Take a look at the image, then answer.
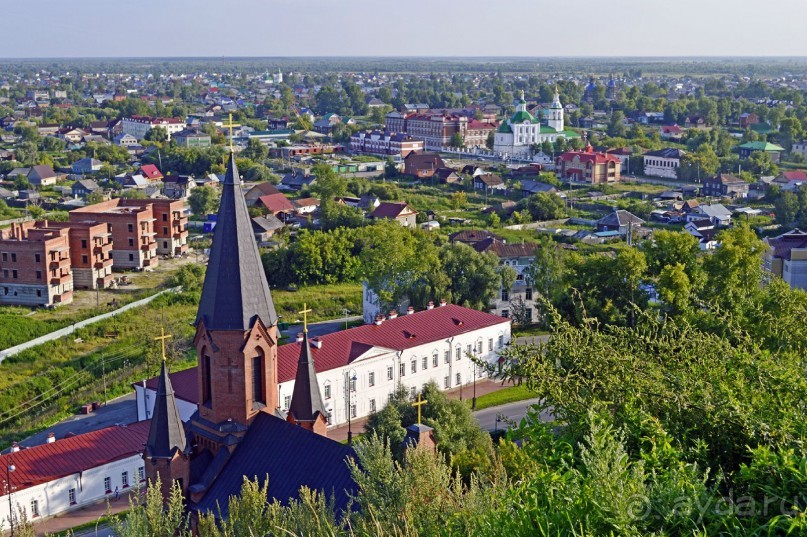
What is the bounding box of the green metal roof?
[540,125,559,134]
[739,141,784,152]
[510,110,536,124]
[562,130,581,138]
[497,122,513,133]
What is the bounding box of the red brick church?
[143,151,355,518]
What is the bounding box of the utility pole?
[101,352,107,406]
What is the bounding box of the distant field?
[273,283,362,324]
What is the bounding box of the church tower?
[286,327,328,436]
[547,89,564,133]
[144,359,191,499]
[190,151,279,455]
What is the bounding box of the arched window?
[252,348,265,406]
[202,348,212,407]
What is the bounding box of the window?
[444,376,450,389]
[410,386,416,398]
[104,477,112,493]
[432,353,438,368]
[411,359,417,374]
[455,373,462,386]
[526,308,532,321]
[68,488,76,505]
[162,227,168,235]
[501,289,509,301]
[284,395,291,409]
[81,254,88,264]
[368,372,375,387]
[526,288,533,300]
[399,362,405,377]
[10,253,15,262]
[128,238,134,247]
[12,270,17,279]
[501,309,509,318]
[350,376,357,392]
[162,213,168,221]
[350,404,357,418]
[202,353,212,406]
[455,346,461,361]
[387,366,393,381]
[81,239,87,248]
[253,353,265,405]
[444,351,450,364]
[488,338,493,352]
[137,466,145,482]
[1,253,5,261]
[36,270,41,280]
[34,253,40,263]
[324,383,331,399]
[121,471,129,488]
[30,499,39,518]
[498,335,504,348]
[369,399,376,413]
[422,356,428,370]
[466,344,472,357]
[127,223,133,232]
[128,254,134,261]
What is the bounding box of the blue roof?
[594,230,622,238]
[192,413,357,518]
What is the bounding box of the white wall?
[0,454,144,525]
[135,383,197,422]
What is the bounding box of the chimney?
[374,314,385,325]
[46,433,56,444]
[388,310,398,320]
[296,332,304,343]
[406,306,415,315]
[10,442,19,453]
[427,301,434,310]
[439,299,447,307]
[311,337,323,349]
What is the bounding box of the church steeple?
[196,151,277,331]
[146,360,188,459]
[287,331,328,436]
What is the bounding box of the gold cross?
[411,394,428,425]
[154,327,172,361]
[298,303,313,333]
[222,113,236,150]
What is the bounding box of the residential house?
[370,202,417,227]
[71,179,100,198]
[684,115,707,129]
[113,133,139,147]
[403,152,446,178]
[520,180,562,197]
[684,219,718,250]
[739,113,759,128]
[121,115,186,141]
[172,129,211,148]
[691,203,732,226]
[595,210,645,236]
[792,140,807,159]
[433,167,461,184]
[643,148,685,180]
[473,173,505,191]
[659,125,683,141]
[764,229,807,290]
[162,175,195,200]
[293,198,320,215]
[139,164,163,183]
[251,214,285,243]
[772,170,807,191]
[701,173,749,199]
[258,193,296,218]
[350,130,424,158]
[556,144,621,184]
[279,172,315,191]
[71,158,103,174]
[244,182,282,206]
[737,141,785,163]
[27,164,60,187]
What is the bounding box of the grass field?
[472,384,538,411]
[273,283,362,324]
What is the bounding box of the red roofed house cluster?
[556,143,622,184]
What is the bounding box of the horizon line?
[2,55,807,61]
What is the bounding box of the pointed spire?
[146,360,188,459]
[196,151,278,330]
[288,331,326,423]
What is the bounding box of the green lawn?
[472,384,538,411]
[273,283,362,324]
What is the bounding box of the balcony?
[50,273,71,285]
[94,258,113,270]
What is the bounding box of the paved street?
[474,398,550,432]
[281,315,363,339]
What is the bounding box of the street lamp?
[345,368,357,445]
[342,308,350,331]
[472,362,478,410]
[5,459,15,537]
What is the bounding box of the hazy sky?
[5,0,807,58]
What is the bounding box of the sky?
[4,0,807,58]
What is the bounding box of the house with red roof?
[773,170,807,191]
[659,124,683,140]
[0,421,150,523]
[556,144,621,184]
[257,192,295,217]
[139,164,163,182]
[135,303,512,428]
[370,201,417,227]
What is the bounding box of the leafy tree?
[519,192,566,221]
[439,243,503,310]
[449,132,464,148]
[240,138,268,162]
[144,126,168,143]
[449,191,467,209]
[702,224,765,315]
[309,163,347,200]
[678,144,719,181]
[607,110,626,137]
[111,477,190,537]
[320,200,365,230]
[27,205,45,219]
[13,175,30,191]
[169,263,206,293]
[775,190,799,225]
[188,185,220,216]
[747,150,778,176]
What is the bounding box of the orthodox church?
[144,150,357,517]
[493,90,579,159]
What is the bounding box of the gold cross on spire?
[411,393,428,425]
[154,327,172,361]
[298,303,313,333]
[222,112,236,151]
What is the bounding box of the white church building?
[135,303,512,429]
[493,90,579,159]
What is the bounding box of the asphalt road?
[281,315,363,339]
[474,398,551,432]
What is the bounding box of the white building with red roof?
[121,115,186,141]
[0,421,150,524]
[135,304,511,428]
[556,144,622,184]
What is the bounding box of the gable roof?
[0,421,150,494]
[473,238,537,258]
[448,229,502,244]
[738,141,784,152]
[597,210,645,227]
[404,152,445,171]
[258,193,295,214]
[28,164,57,180]
[251,214,284,233]
[474,173,504,186]
[139,164,163,180]
[645,148,685,159]
[707,173,746,185]
[192,412,357,518]
[765,229,807,261]
[371,201,415,219]
[777,170,807,182]
[288,331,327,423]
[245,182,281,199]
[196,151,278,331]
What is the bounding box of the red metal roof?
[558,149,620,165]
[781,171,807,181]
[371,202,415,218]
[139,164,163,180]
[258,193,295,214]
[0,421,150,493]
[152,304,510,404]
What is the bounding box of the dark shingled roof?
[192,412,357,518]
[288,331,327,423]
[146,360,188,459]
[196,152,277,330]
